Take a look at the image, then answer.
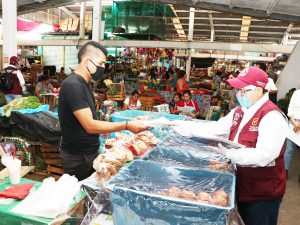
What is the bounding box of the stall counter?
[0,177,85,225]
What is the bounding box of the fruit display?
[156,187,229,207]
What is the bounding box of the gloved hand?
[209,143,229,156]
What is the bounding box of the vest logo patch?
[233,112,242,126]
[251,118,259,126]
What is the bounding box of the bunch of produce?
[2,96,41,117]
[156,187,229,207]
[93,146,134,186]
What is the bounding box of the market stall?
[157,90,212,118]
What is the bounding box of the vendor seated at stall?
[176,70,189,94]
[124,90,142,110]
[169,92,182,114]
[35,75,54,100]
[174,90,200,119]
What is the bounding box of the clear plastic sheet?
[161,132,242,153]
[111,110,188,122]
[105,160,236,225]
[143,146,235,173]
[80,176,111,225]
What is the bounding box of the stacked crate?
[40,142,64,179]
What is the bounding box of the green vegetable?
[0,92,6,106]
[107,87,118,96]
[2,96,42,117]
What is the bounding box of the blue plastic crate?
[142,146,235,173]
[111,110,186,122]
[105,160,236,225]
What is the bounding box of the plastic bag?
[1,156,21,184]
[10,111,61,145]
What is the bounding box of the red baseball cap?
[227,66,268,89]
[10,56,20,65]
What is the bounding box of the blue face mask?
[237,96,253,108]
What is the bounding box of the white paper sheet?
[286,123,300,146]
[11,174,80,218]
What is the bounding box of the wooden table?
[41,93,59,111]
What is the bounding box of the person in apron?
[174,90,200,119]
[124,90,142,110]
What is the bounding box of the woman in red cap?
[194,66,288,225]
[2,56,25,103]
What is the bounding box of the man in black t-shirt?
[58,41,148,180]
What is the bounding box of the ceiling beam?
[166,23,288,29]
[267,0,280,16]
[188,8,195,41]
[175,9,220,13]
[281,23,294,45]
[5,39,294,53]
[7,0,80,16]
[216,35,281,40]
[178,17,279,22]
[208,11,215,42]
[178,29,284,35]
[58,6,79,19]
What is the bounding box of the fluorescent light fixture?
[170,5,187,40]
[240,16,251,41]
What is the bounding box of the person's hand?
[173,110,181,114]
[293,122,300,133]
[208,143,229,156]
[187,113,197,119]
[127,121,149,134]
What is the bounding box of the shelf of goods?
[190,68,208,81]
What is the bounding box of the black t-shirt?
[58,73,99,154]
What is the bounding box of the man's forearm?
[88,120,127,134]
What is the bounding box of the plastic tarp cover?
[111,110,188,122]
[0,116,11,136]
[10,111,61,145]
[143,146,235,173]
[105,160,236,225]
[0,104,49,117]
[161,132,243,151]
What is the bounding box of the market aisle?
[279,150,300,225]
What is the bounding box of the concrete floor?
[279,150,300,225]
